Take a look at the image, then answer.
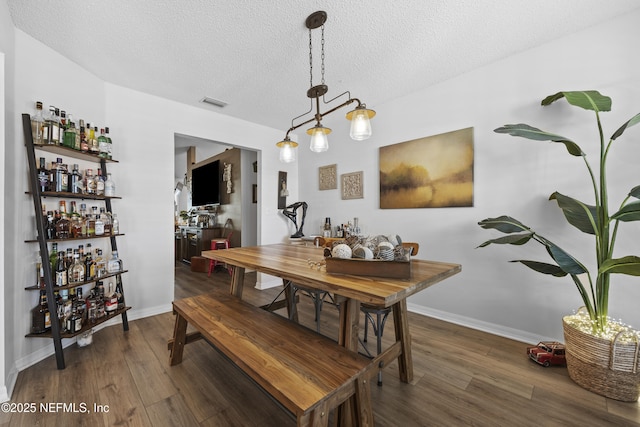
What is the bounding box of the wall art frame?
[341,171,364,200]
[319,164,337,190]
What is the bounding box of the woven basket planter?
[563,314,640,402]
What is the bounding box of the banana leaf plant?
[478,90,640,333]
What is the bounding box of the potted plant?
[477,90,640,401]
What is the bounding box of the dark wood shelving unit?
[22,113,130,369]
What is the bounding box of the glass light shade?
[346,107,376,141]
[276,138,298,163]
[307,125,331,152]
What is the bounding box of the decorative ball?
[331,244,353,259]
[377,241,394,251]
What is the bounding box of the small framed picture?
[341,171,363,200]
[319,164,337,190]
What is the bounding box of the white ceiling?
[8,0,640,135]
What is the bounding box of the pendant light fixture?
[276,11,376,162]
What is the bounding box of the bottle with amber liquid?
[55,212,71,239]
[55,251,67,287]
[31,290,51,334]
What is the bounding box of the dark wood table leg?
[229,266,245,297]
[392,299,413,382]
[283,279,299,322]
[169,312,188,366]
[337,298,361,427]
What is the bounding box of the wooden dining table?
[201,243,461,383]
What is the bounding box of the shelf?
[26,191,121,200]
[25,270,128,290]
[25,233,125,243]
[33,143,118,163]
[26,306,131,339]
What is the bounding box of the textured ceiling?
[8,0,640,135]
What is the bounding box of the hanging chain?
[320,24,325,85]
[308,24,326,88]
[308,28,313,88]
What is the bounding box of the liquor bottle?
[89,126,99,154]
[55,212,71,239]
[54,158,68,192]
[45,106,59,145]
[55,251,67,287]
[111,213,120,235]
[84,245,95,280]
[68,252,85,284]
[98,128,109,158]
[95,249,106,278]
[79,204,88,236]
[105,127,113,159]
[99,207,112,235]
[31,101,46,145]
[69,164,81,194]
[79,120,89,152]
[86,207,96,236]
[107,250,123,273]
[115,275,125,310]
[94,207,105,236]
[30,290,51,334]
[38,157,50,192]
[84,169,96,195]
[49,242,58,273]
[104,173,115,197]
[105,283,118,313]
[63,120,76,148]
[323,217,332,238]
[95,169,105,196]
[58,110,67,145]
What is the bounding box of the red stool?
[208,231,233,276]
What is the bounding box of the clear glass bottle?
[111,213,119,235]
[107,250,123,273]
[89,126,99,154]
[95,249,106,278]
[68,252,85,284]
[86,207,96,236]
[46,106,59,145]
[84,169,96,195]
[95,169,105,196]
[323,217,332,238]
[99,207,112,235]
[79,204,88,236]
[31,101,45,145]
[58,110,67,145]
[104,173,115,197]
[94,207,105,236]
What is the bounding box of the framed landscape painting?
[379,127,474,209]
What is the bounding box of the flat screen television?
[191,160,221,206]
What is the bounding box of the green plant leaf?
[509,260,567,277]
[494,124,584,156]
[611,113,640,140]
[630,185,640,199]
[541,90,612,112]
[477,233,533,248]
[549,192,599,234]
[611,201,640,222]
[477,216,530,234]
[599,256,640,276]
[538,237,589,275]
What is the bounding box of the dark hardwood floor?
[2,261,639,426]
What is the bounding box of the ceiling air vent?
[200,97,227,108]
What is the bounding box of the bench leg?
[169,313,188,366]
[354,377,373,427]
[392,299,413,382]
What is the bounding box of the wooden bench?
[168,291,375,426]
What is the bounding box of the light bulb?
[349,109,372,140]
[307,125,331,152]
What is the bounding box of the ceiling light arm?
[283,94,364,139]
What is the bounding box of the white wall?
[299,10,640,343]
